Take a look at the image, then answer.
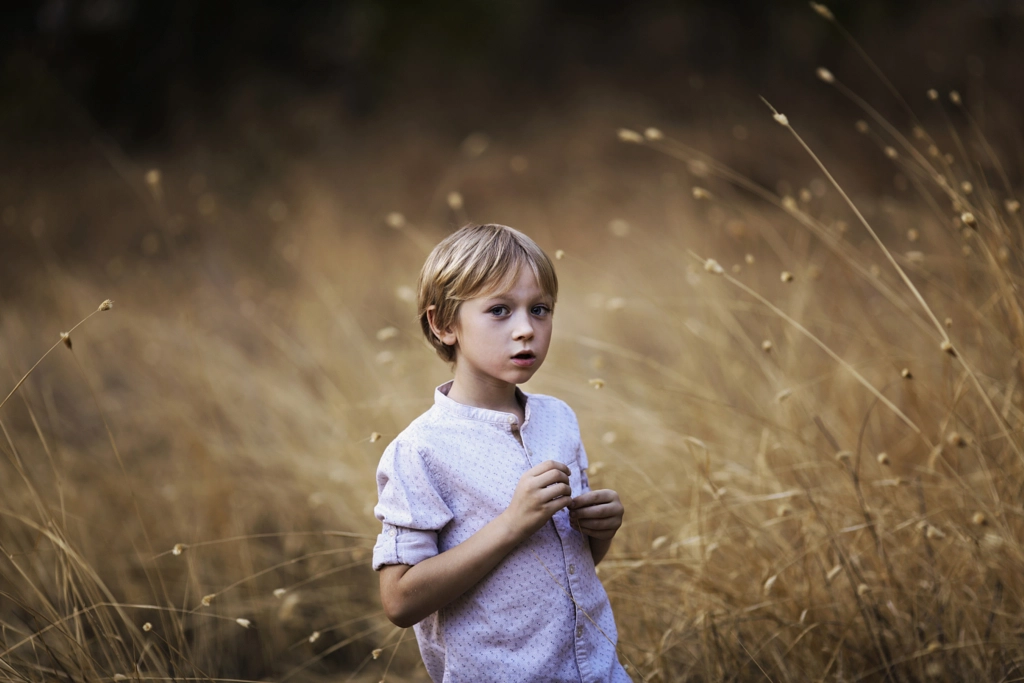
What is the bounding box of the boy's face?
[439,267,554,389]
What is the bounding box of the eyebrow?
[483,293,553,304]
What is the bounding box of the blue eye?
[532,305,551,316]
[489,306,509,316]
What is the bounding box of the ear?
[426,305,459,347]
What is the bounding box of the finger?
[545,494,572,512]
[531,460,571,477]
[542,483,572,501]
[569,490,613,509]
[569,502,620,519]
[534,468,570,488]
[577,517,620,531]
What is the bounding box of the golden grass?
[3,8,1024,682]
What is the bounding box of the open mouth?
[512,351,535,360]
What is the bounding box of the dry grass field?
[3,18,1024,682]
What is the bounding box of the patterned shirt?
[372,380,631,683]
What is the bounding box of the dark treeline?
[3,0,1021,147]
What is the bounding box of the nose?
[512,310,534,341]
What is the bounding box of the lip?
[510,351,536,367]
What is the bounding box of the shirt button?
[576,625,584,639]
[388,528,397,537]
[508,416,515,423]
[568,564,576,575]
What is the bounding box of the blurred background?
[3,1,1024,681]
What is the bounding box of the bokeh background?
[3,1,1024,681]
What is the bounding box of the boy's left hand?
[568,489,623,540]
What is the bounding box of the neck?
[446,366,522,414]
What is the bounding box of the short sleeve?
[372,439,454,571]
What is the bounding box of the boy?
[373,223,629,682]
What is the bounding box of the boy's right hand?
[501,460,572,543]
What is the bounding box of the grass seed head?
[588,378,605,389]
[780,271,793,282]
[745,253,755,264]
[172,543,185,556]
[826,564,843,582]
[835,450,852,462]
[949,90,962,105]
[961,212,976,227]
[309,630,321,643]
[927,88,939,101]
[926,524,946,540]
[816,67,835,84]
[273,588,287,598]
[776,504,792,517]
[703,258,724,274]
[763,574,778,594]
[446,191,464,210]
[385,212,405,228]
[617,128,644,143]
[944,317,953,328]
[99,299,114,311]
[884,146,898,159]
[644,127,663,140]
[60,332,71,350]
[972,512,987,525]
[1006,199,1020,213]
[877,452,890,465]
[773,112,789,126]
[947,431,965,447]
[372,648,383,659]
[142,622,152,632]
[913,126,926,139]
[114,675,129,681]
[960,181,973,194]
[235,618,251,628]
[370,432,382,443]
[810,2,834,20]
[775,388,792,403]
[907,228,919,241]
[901,368,912,379]
[201,594,215,607]
[855,120,869,134]
[761,340,773,352]
[376,326,398,341]
[940,339,956,356]
[555,249,565,260]
[857,583,871,596]
[692,187,711,200]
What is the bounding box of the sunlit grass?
[2,5,1024,681]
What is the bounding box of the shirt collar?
[434,380,531,428]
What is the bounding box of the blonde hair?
[417,223,558,363]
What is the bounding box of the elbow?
[382,595,419,629]
[379,564,424,628]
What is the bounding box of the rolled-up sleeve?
[372,440,454,571]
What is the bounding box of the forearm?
[589,534,613,566]
[386,514,519,627]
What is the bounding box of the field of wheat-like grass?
[3,11,1024,681]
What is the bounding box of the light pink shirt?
[372,380,631,683]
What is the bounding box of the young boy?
[372,223,630,682]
